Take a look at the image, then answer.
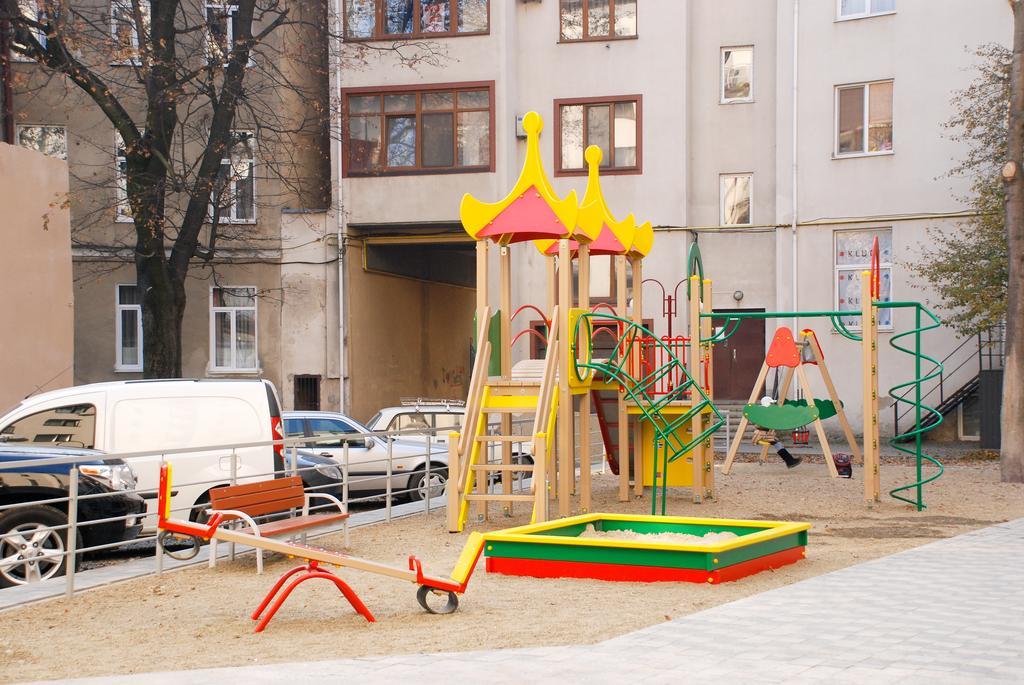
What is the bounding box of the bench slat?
[210,477,306,516]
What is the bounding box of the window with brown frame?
[344,0,489,40]
[554,96,641,175]
[344,83,494,176]
[560,0,637,42]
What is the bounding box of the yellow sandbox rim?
[483,513,810,554]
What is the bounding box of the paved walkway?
[39,518,1024,684]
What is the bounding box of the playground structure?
[448,111,724,531]
[482,513,810,585]
[155,464,485,631]
[446,111,947,524]
[723,326,861,477]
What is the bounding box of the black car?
[0,446,146,587]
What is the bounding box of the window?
[115,131,134,222]
[343,83,493,176]
[283,418,306,438]
[560,0,637,42]
[307,417,360,447]
[111,0,150,64]
[11,0,46,59]
[555,96,641,175]
[344,0,489,40]
[206,2,239,61]
[0,404,97,448]
[116,284,143,372]
[210,286,258,371]
[16,125,67,160]
[721,46,753,103]
[720,173,752,226]
[835,81,893,156]
[212,131,256,223]
[838,0,895,20]
[835,229,893,330]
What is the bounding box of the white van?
[0,379,284,530]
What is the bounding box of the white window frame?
[720,46,754,104]
[11,0,46,62]
[205,2,254,65]
[836,0,896,21]
[15,124,68,160]
[110,0,150,65]
[209,286,259,372]
[719,173,753,226]
[114,131,134,222]
[115,284,144,372]
[210,130,257,225]
[834,80,894,158]
[833,228,894,332]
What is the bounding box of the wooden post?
[446,434,461,532]
[615,255,629,501]
[558,239,573,516]
[548,256,559,499]
[532,433,548,523]
[795,365,839,477]
[806,333,863,465]
[500,245,513,514]
[578,244,591,512]
[722,362,769,474]
[474,241,490,522]
[630,256,644,497]
[861,271,881,504]
[700,279,715,500]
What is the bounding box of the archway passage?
[347,233,476,421]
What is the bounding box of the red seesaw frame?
[157,464,484,632]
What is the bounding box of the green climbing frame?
[572,313,725,515]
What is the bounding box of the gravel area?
[2,460,1022,684]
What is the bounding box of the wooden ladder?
[447,308,559,532]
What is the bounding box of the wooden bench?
[207,476,349,574]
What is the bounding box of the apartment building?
[335,0,1009,433]
[5,1,1009,436]
[6,0,336,411]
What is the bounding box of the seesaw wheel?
[416,585,459,615]
[157,530,201,561]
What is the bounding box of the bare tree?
[1004,0,1024,482]
[2,0,441,378]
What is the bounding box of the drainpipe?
[329,0,348,414]
[791,0,800,398]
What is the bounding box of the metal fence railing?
[0,417,579,596]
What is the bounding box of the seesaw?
[155,464,484,632]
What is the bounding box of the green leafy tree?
[910,44,1009,336]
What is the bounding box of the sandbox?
[483,513,810,584]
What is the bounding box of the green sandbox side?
[531,519,765,539]
[486,531,807,572]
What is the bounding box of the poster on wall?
[835,229,893,329]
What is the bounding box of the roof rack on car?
[399,397,467,409]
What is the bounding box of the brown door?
[711,310,766,401]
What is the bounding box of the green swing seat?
[742,398,842,431]
[783,398,841,421]
[742,403,818,431]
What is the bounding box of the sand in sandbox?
[578,523,739,545]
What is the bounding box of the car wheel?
[0,505,71,587]
[407,465,448,502]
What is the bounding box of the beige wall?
[72,260,283,393]
[0,143,73,412]
[346,241,474,422]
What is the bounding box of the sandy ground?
[2,460,1023,683]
